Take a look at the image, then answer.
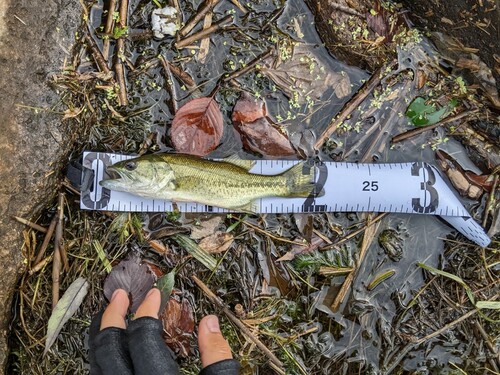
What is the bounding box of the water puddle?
[86,0,483,372]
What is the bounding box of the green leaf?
[44,277,89,355]
[417,263,475,306]
[367,269,396,291]
[157,271,175,313]
[475,301,500,310]
[405,97,456,127]
[93,240,112,273]
[173,234,218,271]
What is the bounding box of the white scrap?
[151,6,178,39]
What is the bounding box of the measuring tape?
[80,152,491,247]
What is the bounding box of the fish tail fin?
[282,162,319,197]
[237,200,259,213]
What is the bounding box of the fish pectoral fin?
[222,155,256,171]
[168,180,177,190]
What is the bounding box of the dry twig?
[330,213,382,311]
[84,34,112,76]
[12,216,47,233]
[197,12,213,63]
[55,193,69,273]
[241,219,307,247]
[29,255,53,276]
[114,0,129,106]
[102,0,117,61]
[314,64,388,150]
[159,55,197,91]
[223,49,273,83]
[33,216,57,265]
[320,212,388,251]
[483,174,499,228]
[329,3,364,17]
[179,0,220,37]
[175,15,233,49]
[52,194,64,309]
[474,320,500,371]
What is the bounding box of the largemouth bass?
[100,154,319,212]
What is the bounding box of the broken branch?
[314,64,387,150]
[114,0,129,106]
[12,216,47,233]
[179,0,220,37]
[84,34,112,76]
[102,0,117,61]
[175,15,233,49]
[33,216,57,265]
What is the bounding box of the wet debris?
[436,149,494,200]
[378,229,404,262]
[151,6,179,39]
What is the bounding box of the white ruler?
[80,152,491,247]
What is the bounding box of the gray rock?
[0,0,80,372]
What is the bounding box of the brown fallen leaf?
[232,93,296,158]
[170,97,223,156]
[190,216,223,240]
[464,172,494,192]
[232,92,266,123]
[260,43,351,101]
[161,297,195,358]
[199,231,234,253]
[103,256,156,313]
[143,261,164,278]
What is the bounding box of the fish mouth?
[99,166,132,190]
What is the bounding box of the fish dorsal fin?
[222,155,256,171]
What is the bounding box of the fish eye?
[125,161,137,171]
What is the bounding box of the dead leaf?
[199,231,234,253]
[365,0,403,42]
[293,213,314,243]
[144,261,164,278]
[457,54,500,108]
[190,216,223,240]
[232,93,296,158]
[103,255,156,313]
[170,97,223,156]
[464,172,493,192]
[62,107,84,120]
[232,92,266,123]
[44,277,89,355]
[161,298,195,357]
[260,43,351,101]
[234,118,296,158]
